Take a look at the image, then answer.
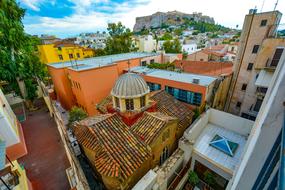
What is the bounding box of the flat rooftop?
[194,124,247,173]
[130,66,216,86]
[184,109,254,177]
[48,52,160,71]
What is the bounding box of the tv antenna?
[260,0,266,12]
[274,0,279,10]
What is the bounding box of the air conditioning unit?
[192,78,200,84]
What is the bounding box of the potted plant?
[186,170,199,190]
[203,171,216,189]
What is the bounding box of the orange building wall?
[48,57,161,115]
[68,64,119,115]
[48,67,76,110]
[142,75,207,108]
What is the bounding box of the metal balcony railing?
[267,24,285,38]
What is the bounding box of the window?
[141,61,147,66]
[271,48,284,67]
[125,99,134,111]
[147,82,161,91]
[165,86,174,95]
[77,53,80,58]
[140,96,145,108]
[150,59,155,64]
[178,89,187,102]
[260,19,267,27]
[115,97,120,108]
[253,98,263,112]
[241,84,247,91]
[247,63,254,70]
[58,55,63,60]
[69,54,74,59]
[252,45,260,54]
[159,147,169,165]
[236,101,242,108]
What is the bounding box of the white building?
[75,32,108,49]
[182,43,198,54]
[138,35,157,52]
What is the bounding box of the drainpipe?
[278,101,285,189]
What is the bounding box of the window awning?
[255,70,274,88]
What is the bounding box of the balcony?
[0,165,20,189]
[267,23,285,38]
[256,87,268,97]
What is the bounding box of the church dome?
[111,73,150,98]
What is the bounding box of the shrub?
[68,106,88,126]
[188,171,199,186]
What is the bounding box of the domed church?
[73,72,194,190]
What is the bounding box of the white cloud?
[23,0,285,37]
[20,0,42,11]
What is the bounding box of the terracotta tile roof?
[131,112,176,144]
[173,60,233,77]
[74,113,151,180]
[150,91,194,130]
[96,95,112,114]
[201,49,226,57]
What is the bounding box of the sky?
[18,0,285,38]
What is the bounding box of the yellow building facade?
[38,44,95,64]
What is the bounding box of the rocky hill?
[133,11,215,32]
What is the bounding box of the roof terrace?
[48,52,160,71]
[182,109,254,180]
[130,66,217,86]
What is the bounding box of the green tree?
[105,22,133,54]
[94,48,106,57]
[159,32,173,40]
[163,39,182,53]
[182,50,188,60]
[0,0,47,108]
[68,106,88,126]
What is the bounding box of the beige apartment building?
[226,10,285,120]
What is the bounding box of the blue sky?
[19,0,285,38]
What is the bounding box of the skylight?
[209,135,238,157]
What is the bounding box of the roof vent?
[192,78,200,84]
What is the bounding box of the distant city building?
[138,35,157,52]
[73,73,193,189]
[38,41,95,64]
[187,44,237,62]
[39,34,60,45]
[0,89,32,190]
[226,10,285,121]
[182,43,198,54]
[74,32,108,49]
